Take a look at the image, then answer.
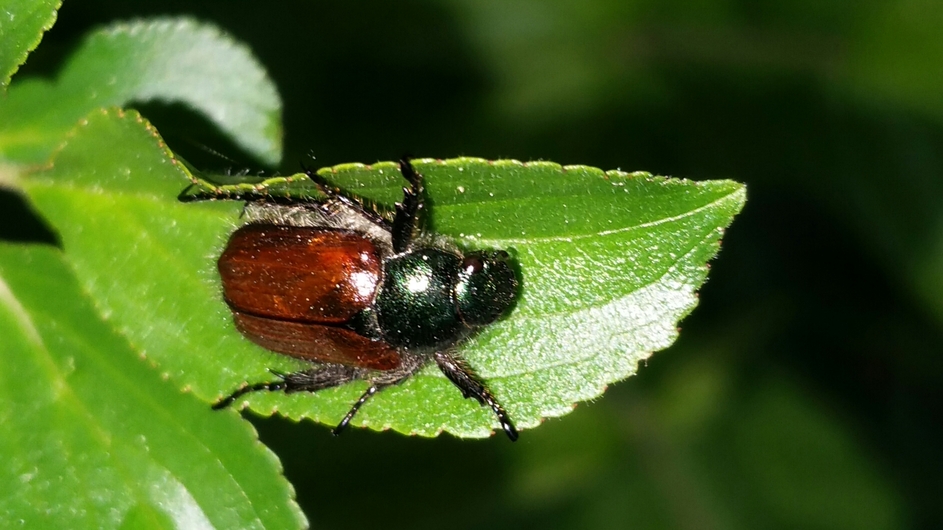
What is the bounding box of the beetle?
[182,159,520,440]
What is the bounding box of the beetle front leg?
[434,351,518,441]
[391,157,425,253]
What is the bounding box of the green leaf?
[0,243,306,528]
[0,0,60,90]
[0,17,281,165]
[23,108,745,439]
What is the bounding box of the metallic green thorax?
[377,249,464,351]
[376,249,517,352]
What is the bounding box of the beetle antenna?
[212,379,287,410]
[332,384,384,436]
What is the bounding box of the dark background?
[12,1,943,529]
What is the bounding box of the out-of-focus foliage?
[4,0,941,529]
[0,0,59,88]
[0,17,281,164]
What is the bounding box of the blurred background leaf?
[4,0,940,528]
[0,0,59,89]
[0,17,281,165]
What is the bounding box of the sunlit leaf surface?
[23,108,744,438]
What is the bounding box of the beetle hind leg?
[280,364,360,393]
[300,162,393,228]
[300,162,345,203]
[212,379,288,409]
[214,358,430,437]
[212,364,360,410]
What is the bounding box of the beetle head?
[454,250,518,327]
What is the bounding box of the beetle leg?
[331,351,430,434]
[301,162,393,228]
[212,365,359,409]
[177,184,226,203]
[212,379,288,409]
[391,157,425,253]
[280,365,360,392]
[176,183,198,201]
[433,351,519,441]
[332,383,389,436]
[300,161,346,203]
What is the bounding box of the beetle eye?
[462,256,484,274]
